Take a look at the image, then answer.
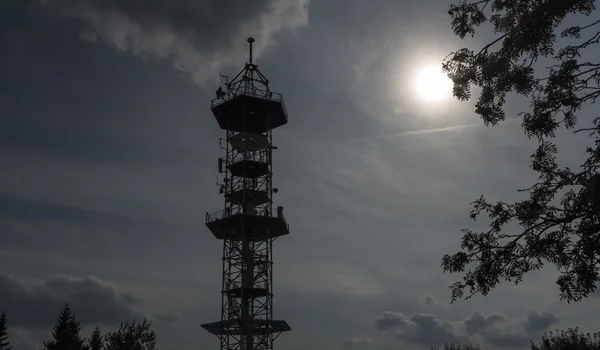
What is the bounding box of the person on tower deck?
[277,206,284,218]
[216,86,226,100]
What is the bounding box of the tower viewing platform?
[205,206,290,241]
[211,89,288,134]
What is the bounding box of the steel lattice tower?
[202,37,291,350]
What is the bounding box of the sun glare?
[415,66,452,102]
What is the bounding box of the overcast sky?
[1,0,599,350]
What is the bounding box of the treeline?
[3,305,600,350]
[433,327,600,350]
[0,304,156,350]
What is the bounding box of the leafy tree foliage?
[43,304,88,350]
[89,326,104,350]
[0,312,10,350]
[431,329,600,350]
[104,319,157,350]
[441,0,600,303]
[530,327,600,350]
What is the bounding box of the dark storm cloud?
[0,193,183,263]
[0,0,193,168]
[41,0,309,84]
[46,0,270,48]
[463,312,507,334]
[0,193,135,230]
[0,0,308,167]
[375,311,465,348]
[0,274,143,329]
[0,194,138,252]
[375,310,560,349]
[342,337,371,350]
[523,310,559,335]
[462,311,532,348]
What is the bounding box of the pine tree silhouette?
[43,304,88,350]
[89,326,103,350]
[0,312,10,350]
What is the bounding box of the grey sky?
[1,0,599,349]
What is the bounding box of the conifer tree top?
[0,312,11,350]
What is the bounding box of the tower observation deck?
[201,37,291,350]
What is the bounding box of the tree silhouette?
[440,0,600,303]
[104,319,156,350]
[43,304,88,350]
[89,326,103,350]
[530,327,600,350]
[0,312,10,350]
[431,343,482,350]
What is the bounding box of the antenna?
[247,37,255,64]
[219,71,229,85]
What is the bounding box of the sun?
[414,66,452,102]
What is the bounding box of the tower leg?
[242,238,254,350]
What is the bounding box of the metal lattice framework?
[202,37,291,350]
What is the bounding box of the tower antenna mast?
[248,37,255,64]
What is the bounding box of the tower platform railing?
[205,208,229,223]
[206,207,289,228]
[211,85,287,115]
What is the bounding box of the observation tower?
[201,37,291,350]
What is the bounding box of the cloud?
[0,192,211,274]
[0,194,150,262]
[155,311,182,323]
[374,310,560,349]
[375,311,466,348]
[420,293,436,307]
[342,337,372,350]
[379,123,482,138]
[463,312,507,334]
[462,312,531,348]
[40,0,310,85]
[0,274,143,329]
[0,193,137,231]
[523,310,559,335]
